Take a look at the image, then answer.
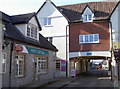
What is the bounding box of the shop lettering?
[25,46,49,56]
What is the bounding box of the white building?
[110,1,120,82]
[37,0,69,77]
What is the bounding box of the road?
[41,70,115,89]
[63,70,113,88]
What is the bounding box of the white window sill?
[80,42,99,44]
[83,20,93,23]
[44,25,53,27]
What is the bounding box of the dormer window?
[83,14,93,22]
[82,5,94,22]
[27,23,38,39]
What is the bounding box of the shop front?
[10,44,56,87]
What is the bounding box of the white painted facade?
[111,3,120,43]
[37,0,69,77]
[15,24,26,36]
[110,2,120,82]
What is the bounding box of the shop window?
[2,53,6,73]
[79,34,99,44]
[27,23,38,39]
[15,55,24,77]
[34,57,47,74]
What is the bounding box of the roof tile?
[58,2,118,22]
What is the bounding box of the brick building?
[58,2,118,75]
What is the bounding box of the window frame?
[2,53,7,73]
[44,18,52,26]
[34,56,47,74]
[14,55,25,77]
[79,34,99,44]
[83,14,93,22]
[27,23,38,39]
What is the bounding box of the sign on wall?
[61,60,66,72]
[14,44,49,56]
[25,46,49,56]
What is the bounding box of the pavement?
[38,70,116,89]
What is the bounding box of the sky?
[0,0,106,15]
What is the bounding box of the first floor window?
[27,23,38,39]
[34,57,47,74]
[2,53,6,73]
[79,34,99,44]
[15,55,24,77]
[44,18,51,26]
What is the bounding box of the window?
[83,14,93,22]
[44,18,51,26]
[27,25,30,36]
[15,55,24,77]
[34,57,47,74]
[56,60,60,70]
[79,34,99,44]
[2,54,6,73]
[27,23,38,39]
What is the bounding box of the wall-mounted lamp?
[2,40,10,49]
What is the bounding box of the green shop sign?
[25,46,49,56]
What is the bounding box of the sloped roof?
[0,11,11,22]
[1,11,58,52]
[10,12,42,30]
[4,22,58,52]
[58,2,118,22]
[10,13,35,24]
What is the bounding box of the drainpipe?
[9,41,14,88]
[109,20,114,81]
[66,24,69,77]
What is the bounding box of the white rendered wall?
[110,2,120,81]
[37,1,68,59]
[111,3,120,42]
[15,24,27,36]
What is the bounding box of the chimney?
[46,0,51,2]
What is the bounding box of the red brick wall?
[69,21,110,52]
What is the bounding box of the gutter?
[109,20,114,81]
[69,19,109,24]
[66,24,69,77]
